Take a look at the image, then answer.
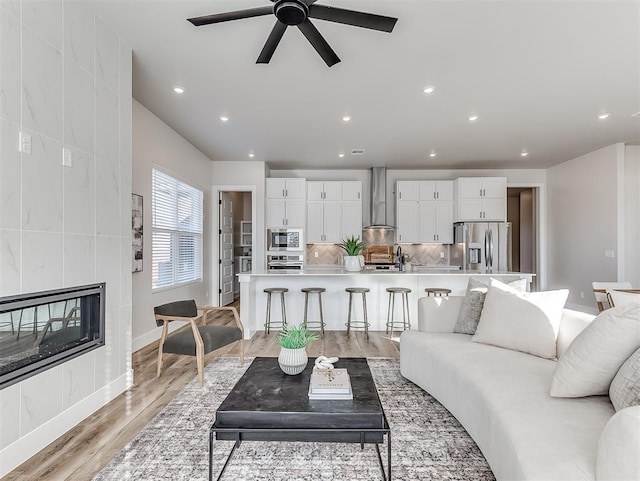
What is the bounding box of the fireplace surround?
[0,283,106,389]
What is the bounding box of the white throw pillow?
[453,277,528,335]
[550,302,640,398]
[471,280,569,359]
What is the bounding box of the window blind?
[152,169,203,289]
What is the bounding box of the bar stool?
[385,287,412,334]
[264,287,288,335]
[301,287,326,336]
[345,287,370,339]
[424,288,452,297]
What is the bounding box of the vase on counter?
[343,255,364,272]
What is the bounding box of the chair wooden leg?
[238,338,245,365]
[157,349,163,378]
[196,346,204,387]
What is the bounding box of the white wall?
[624,146,640,286]
[131,101,213,351]
[0,2,132,475]
[546,144,621,311]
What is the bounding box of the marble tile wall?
[0,0,133,470]
[305,243,450,266]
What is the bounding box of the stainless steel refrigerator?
[452,222,512,272]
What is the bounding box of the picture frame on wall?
[132,194,143,273]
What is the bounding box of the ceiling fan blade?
[187,6,273,27]
[257,21,288,63]
[308,5,397,33]
[298,19,340,67]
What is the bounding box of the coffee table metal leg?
[210,433,241,481]
[374,432,391,481]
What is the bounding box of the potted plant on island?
[339,235,365,272]
[276,325,319,375]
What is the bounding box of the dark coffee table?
[209,357,391,480]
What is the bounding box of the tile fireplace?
[0,283,106,389]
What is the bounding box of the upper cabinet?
[396,180,454,244]
[306,180,362,243]
[266,178,306,199]
[454,177,507,222]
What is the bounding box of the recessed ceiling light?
[173,86,185,94]
[468,115,479,122]
[342,116,351,122]
[429,151,436,158]
[598,113,610,120]
[338,153,345,158]
[520,151,529,157]
[220,116,229,122]
[248,152,255,158]
[423,86,436,94]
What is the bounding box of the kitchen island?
[237,268,535,338]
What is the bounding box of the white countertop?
[244,268,534,277]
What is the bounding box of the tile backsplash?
[305,243,451,266]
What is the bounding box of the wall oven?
[267,254,304,272]
[267,229,303,251]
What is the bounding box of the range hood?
[364,167,394,230]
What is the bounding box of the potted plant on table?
[339,235,365,272]
[276,325,319,375]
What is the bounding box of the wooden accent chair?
[154,300,244,387]
[592,281,632,311]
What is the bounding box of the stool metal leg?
[280,292,287,329]
[264,292,272,335]
[303,292,309,328]
[362,293,369,339]
[386,291,392,335]
[318,292,325,336]
[402,292,408,330]
[346,292,353,334]
[404,292,411,330]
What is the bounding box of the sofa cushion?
[400,330,614,481]
[551,302,640,398]
[609,346,640,411]
[471,281,569,359]
[454,277,527,335]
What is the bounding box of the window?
[152,169,203,289]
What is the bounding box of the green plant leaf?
[339,235,365,256]
[275,325,319,349]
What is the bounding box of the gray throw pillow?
[453,277,528,334]
[610,346,640,411]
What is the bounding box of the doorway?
[507,187,537,289]
[218,191,253,306]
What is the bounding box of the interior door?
[219,192,234,306]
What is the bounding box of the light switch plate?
[605,250,615,258]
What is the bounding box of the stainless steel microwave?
[267,229,303,251]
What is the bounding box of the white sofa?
[400,296,640,481]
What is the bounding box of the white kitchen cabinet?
[306,202,342,243]
[454,177,506,222]
[419,181,453,201]
[396,200,420,243]
[307,181,342,201]
[342,181,362,201]
[266,199,305,227]
[396,181,454,243]
[396,181,419,201]
[341,202,363,240]
[266,178,306,199]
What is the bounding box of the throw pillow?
[550,302,640,398]
[610,346,640,411]
[471,280,569,359]
[453,277,528,334]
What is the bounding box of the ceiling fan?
[187,0,398,67]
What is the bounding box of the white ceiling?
[93,0,640,170]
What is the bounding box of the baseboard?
[0,370,132,478]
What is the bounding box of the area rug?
[93,358,494,481]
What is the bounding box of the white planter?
[343,255,364,272]
[278,347,308,375]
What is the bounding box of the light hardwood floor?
[2,305,400,481]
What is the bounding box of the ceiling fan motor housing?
[274,0,309,25]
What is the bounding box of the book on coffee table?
[308,368,353,400]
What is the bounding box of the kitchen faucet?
[396,245,404,272]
